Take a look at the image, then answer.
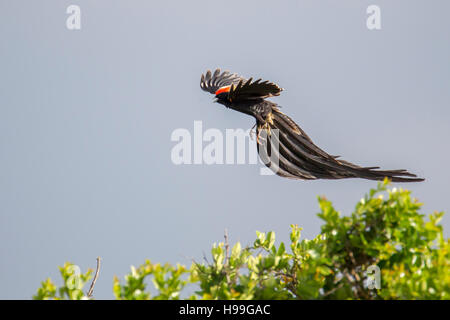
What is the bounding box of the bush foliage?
[34,181,449,300]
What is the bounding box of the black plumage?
[200,68,424,182]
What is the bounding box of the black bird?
[200,68,424,182]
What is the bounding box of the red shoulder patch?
[215,85,231,96]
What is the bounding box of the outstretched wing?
[200,68,283,101]
[257,107,425,182]
[200,69,245,95]
[228,78,283,101]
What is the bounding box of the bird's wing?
[200,69,245,95]
[227,78,283,101]
[257,108,424,182]
[200,68,282,100]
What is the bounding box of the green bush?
[34,180,449,300]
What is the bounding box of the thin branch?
[202,251,210,265]
[224,229,230,266]
[87,257,101,298]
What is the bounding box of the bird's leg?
[263,122,271,136]
[261,112,274,138]
[249,123,257,141]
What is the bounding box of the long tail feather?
[256,110,424,182]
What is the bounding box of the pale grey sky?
[1,1,449,299]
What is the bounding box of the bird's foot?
[256,123,271,145]
[256,125,263,145]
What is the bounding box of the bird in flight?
[200,68,424,182]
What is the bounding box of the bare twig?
[323,282,345,297]
[202,251,210,265]
[224,229,230,266]
[87,257,101,298]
